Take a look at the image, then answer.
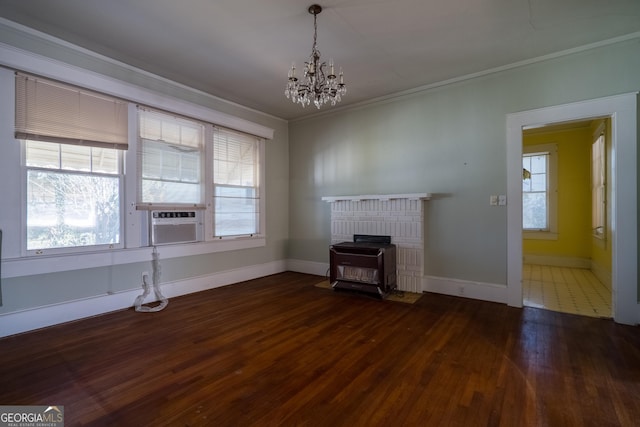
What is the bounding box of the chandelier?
[285,4,346,109]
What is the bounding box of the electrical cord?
[134,246,168,312]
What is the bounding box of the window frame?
[591,123,606,240]
[21,140,125,256]
[135,109,266,242]
[15,73,128,256]
[1,56,272,274]
[522,143,558,240]
[210,127,263,239]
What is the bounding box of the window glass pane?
[530,155,546,174]
[26,140,59,168]
[138,108,204,205]
[141,179,200,204]
[141,140,200,182]
[215,160,242,185]
[26,140,120,175]
[61,144,91,171]
[181,152,201,182]
[27,170,120,250]
[214,212,257,236]
[530,174,546,192]
[92,148,119,174]
[215,186,256,198]
[214,185,257,236]
[162,150,181,180]
[141,142,163,179]
[215,205,257,233]
[523,151,549,230]
[523,192,547,229]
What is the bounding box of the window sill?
[1,236,266,279]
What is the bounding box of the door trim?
[506,93,638,325]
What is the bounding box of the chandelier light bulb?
[284,4,346,109]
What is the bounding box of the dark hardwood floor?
[1,271,639,426]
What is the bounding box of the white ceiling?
[1,0,639,120]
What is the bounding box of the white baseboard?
[287,258,508,305]
[422,275,507,304]
[590,260,612,291]
[0,259,517,338]
[523,254,591,269]
[286,259,329,277]
[0,260,287,338]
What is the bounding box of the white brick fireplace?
[322,193,431,293]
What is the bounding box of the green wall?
[288,38,640,286]
[0,22,638,317]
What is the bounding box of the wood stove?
[329,235,397,298]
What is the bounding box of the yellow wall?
[523,126,592,258]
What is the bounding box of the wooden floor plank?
[0,271,639,426]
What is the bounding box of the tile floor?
[523,264,612,318]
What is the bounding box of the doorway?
[522,265,611,317]
[521,120,612,318]
[505,93,638,325]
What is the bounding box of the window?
[591,130,606,239]
[138,107,204,206]
[522,152,548,229]
[15,73,127,253]
[522,143,557,237]
[213,127,260,237]
[25,141,122,251]
[11,70,268,262]
[139,110,263,239]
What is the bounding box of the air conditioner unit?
[150,211,202,245]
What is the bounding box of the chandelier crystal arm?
[284,4,346,109]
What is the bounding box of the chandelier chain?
[313,10,318,53]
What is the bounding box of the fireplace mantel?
[322,193,431,203]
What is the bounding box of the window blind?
[15,73,128,150]
[213,127,258,186]
[137,107,204,205]
[138,107,202,149]
[213,126,260,236]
